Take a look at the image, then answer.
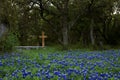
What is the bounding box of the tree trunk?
[62,22,68,49]
[61,0,69,49]
[61,13,68,49]
[90,19,95,46]
[0,23,7,39]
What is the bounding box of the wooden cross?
[39,31,47,47]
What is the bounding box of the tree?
[26,0,82,49]
[1,0,120,49]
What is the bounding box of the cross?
[39,31,47,47]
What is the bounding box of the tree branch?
[68,14,81,30]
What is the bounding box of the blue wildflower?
[0,61,3,66]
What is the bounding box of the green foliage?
[0,0,120,49]
[1,32,20,52]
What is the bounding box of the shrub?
[0,32,20,52]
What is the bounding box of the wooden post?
[39,31,47,47]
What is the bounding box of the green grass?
[1,46,120,80]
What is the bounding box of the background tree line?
[0,0,120,51]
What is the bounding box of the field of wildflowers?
[0,49,120,80]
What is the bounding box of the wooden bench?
[15,46,42,49]
[15,31,47,50]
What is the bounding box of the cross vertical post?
[39,31,47,48]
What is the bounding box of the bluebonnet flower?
[0,78,2,80]
[61,74,67,80]
[22,71,31,78]
[12,72,18,78]
[17,59,21,64]
[1,50,120,80]
[41,69,45,75]
[66,68,74,76]
[35,64,40,68]
[54,71,61,77]
[36,72,41,77]
[0,60,3,66]
[21,68,31,78]
[74,69,80,75]
[47,64,51,68]
[45,70,49,74]
[80,62,84,68]
[46,73,53,79]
